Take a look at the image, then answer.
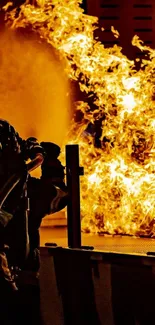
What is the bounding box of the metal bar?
[66,145,83,248]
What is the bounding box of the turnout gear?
[0,120,68,325]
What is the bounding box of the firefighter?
[0,119,68,325]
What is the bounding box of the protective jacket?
[0,119,68,293]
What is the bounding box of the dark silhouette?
[0,119,68,325]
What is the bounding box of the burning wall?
[3,0,155,236]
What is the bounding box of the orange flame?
[5,0,155,236]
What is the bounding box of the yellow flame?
[111,26,119,39]
[5,0,155,236]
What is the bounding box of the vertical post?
[66,145,83,248]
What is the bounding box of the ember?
[5,0,155,237]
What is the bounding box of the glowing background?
[0,27,70,146]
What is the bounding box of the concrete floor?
[40,226,155,255]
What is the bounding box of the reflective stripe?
[0,209,13,227]
[50,187,68,213]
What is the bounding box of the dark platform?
[39,228,155,325]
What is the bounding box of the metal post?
[66,145,83,248]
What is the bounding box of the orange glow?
[5,0,155,236]
[0,28,70,146]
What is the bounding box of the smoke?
[0,27,70,146]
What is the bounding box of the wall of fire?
[42,0,155,227]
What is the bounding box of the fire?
[4,0,155,236]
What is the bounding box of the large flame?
[4,0,155,236]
